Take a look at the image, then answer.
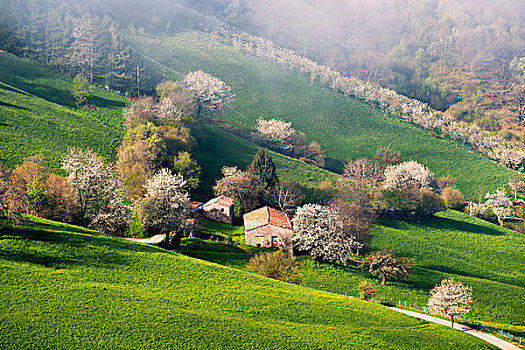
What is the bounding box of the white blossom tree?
[253,118,295,150]
[182,70,234,116]
[134,168,189,247]
[428,278,473,328]
[62,148,130,235]
[508,178,525,201]
[484,188,512,226]
[383,161,437,192]
[293,203,362,264]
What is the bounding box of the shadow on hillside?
[0,101,29,111]
[324,157,344,174]
[88,95,127,109]
[0,220,164,270]
[421,216,504,236]
[380,215,504,236]
[0,83,30,96]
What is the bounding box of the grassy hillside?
[0,52,335,198]
[0,216,494,349]
[193,125,337,198]
[0,52,127,170]
[128,32,516,199]
[183,210,525,328]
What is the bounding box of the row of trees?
[0,3,150,92]
[468,178,525,227]
[208,24,525,172]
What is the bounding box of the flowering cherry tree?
[62,148,130,235]
[484,188,512,226]
[253,118,295,150]
[428,278,473,328]
[134,168,189,247]
[383,161,437,191]
[293,203,362,264]
[182,70,234,116]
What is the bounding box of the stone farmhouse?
[201,196,235,224]
[244,206,293,251]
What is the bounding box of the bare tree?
[428,278,473,328]
[69,17,99,83]
[361,249,413,285]
[271,180,304,215]
[343,158,382,185]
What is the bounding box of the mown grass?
[193,125,337,199]
[127,32,516,199]
[0,52,127,170]
[181,210,525,328]
[0,216,494,349]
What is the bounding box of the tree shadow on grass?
[420,216,505,236]
[0,101,29,111]
[88,95,127,109]
[379,215,505,236]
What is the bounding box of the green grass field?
[0,216,495,349]
[193,125,337,199]
[127,32,516,199]
[0,52,127,170]
[182,210,525,329]
[0,52,335,199]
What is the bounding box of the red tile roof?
[244,206,293,231]
[203,195,234,208]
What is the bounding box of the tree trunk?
[170,232,181,250]
[451,315,454,328]
[381,276,387,285]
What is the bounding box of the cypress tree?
[249,148,279,190]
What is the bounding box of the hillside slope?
[0,52,127,170]
[0,217,495,349]
[193,125,337,198]
[184,210,525,327]
[128,32,516,199]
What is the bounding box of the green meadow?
[0,216,494,349]
[183,210,525,328]
[128,31,516,199]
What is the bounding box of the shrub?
[358,281,376,301]
[379,187,445,220]
[247,250,302,284]
[441,187,464,209]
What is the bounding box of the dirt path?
[390,307,520,350]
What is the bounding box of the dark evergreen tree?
[249,148,279,190]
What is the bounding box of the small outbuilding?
[201,195,235,224]
[244,206,293,252]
